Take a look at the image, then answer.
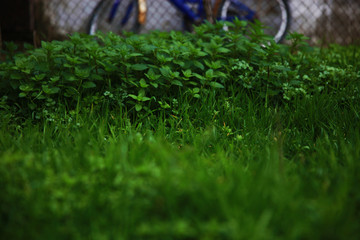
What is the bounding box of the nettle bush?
[0,21,359,120]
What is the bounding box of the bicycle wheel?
[217,0,291,42]
[87,0,140,35]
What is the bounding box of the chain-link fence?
[35,0,360,45]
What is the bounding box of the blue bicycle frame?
[107,0,136,26]
[107,0,256,26]
[222,0,255,21]
[170,0,255,22]
[171,0,204,22]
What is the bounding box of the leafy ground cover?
[1,21,360,239]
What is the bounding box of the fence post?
[203,0,214,23]
[0,25,2,51]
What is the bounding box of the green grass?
[1,25,360,239]
[1,89,360,240]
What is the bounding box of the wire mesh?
[37,0,360,45]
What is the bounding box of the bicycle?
[87,0,291,42]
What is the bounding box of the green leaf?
[65,55,81,65]
[15,58,27,68]
[209,81,224,89]
[193,88,200,93]
[128,94,139,100]
[218,47,231,53]
[19,92,27,98]
[139,89,146,98]
[19,84,34,92]
[206,69,214,79]
[42,85,60,94]
[35,74,47,81]
[156,53,173,63]
[21,68,31,74]
[174,60,185,67]
[129,53,144,58]
[193,73,205,81]
[193,61,204,70]
[214,71,227,79]
[75,68,91,79]
[150,82,158,88]
[90,73,104,81]
[172,80,183,87]
[129,89,151,102]
[140,79,149,88]
[160,66,172,78]
[196,50,207,57]
[62,72,77,82]
[100,61,118,72]
[64,88,79,97]
[83,81,97,88]
[141,96,151,102]
[33,92,46,99]
[50,76,60,82]
[141,44,157,53]
[135,104,142,111]
[132,64,148,71]
[172,71,180,78]
[159,101,171,109]
[182,69,192,78]
[205,60,222,69]
[145,68,161,81]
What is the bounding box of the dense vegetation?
[1,21,359,239]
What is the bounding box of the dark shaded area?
[0,0,65,52]
[0,0,34,43]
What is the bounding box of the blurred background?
[1,0,359,47]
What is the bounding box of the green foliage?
[1,22,359,121]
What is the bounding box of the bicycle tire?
[87,0,140,35]
[217,0,291,42]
